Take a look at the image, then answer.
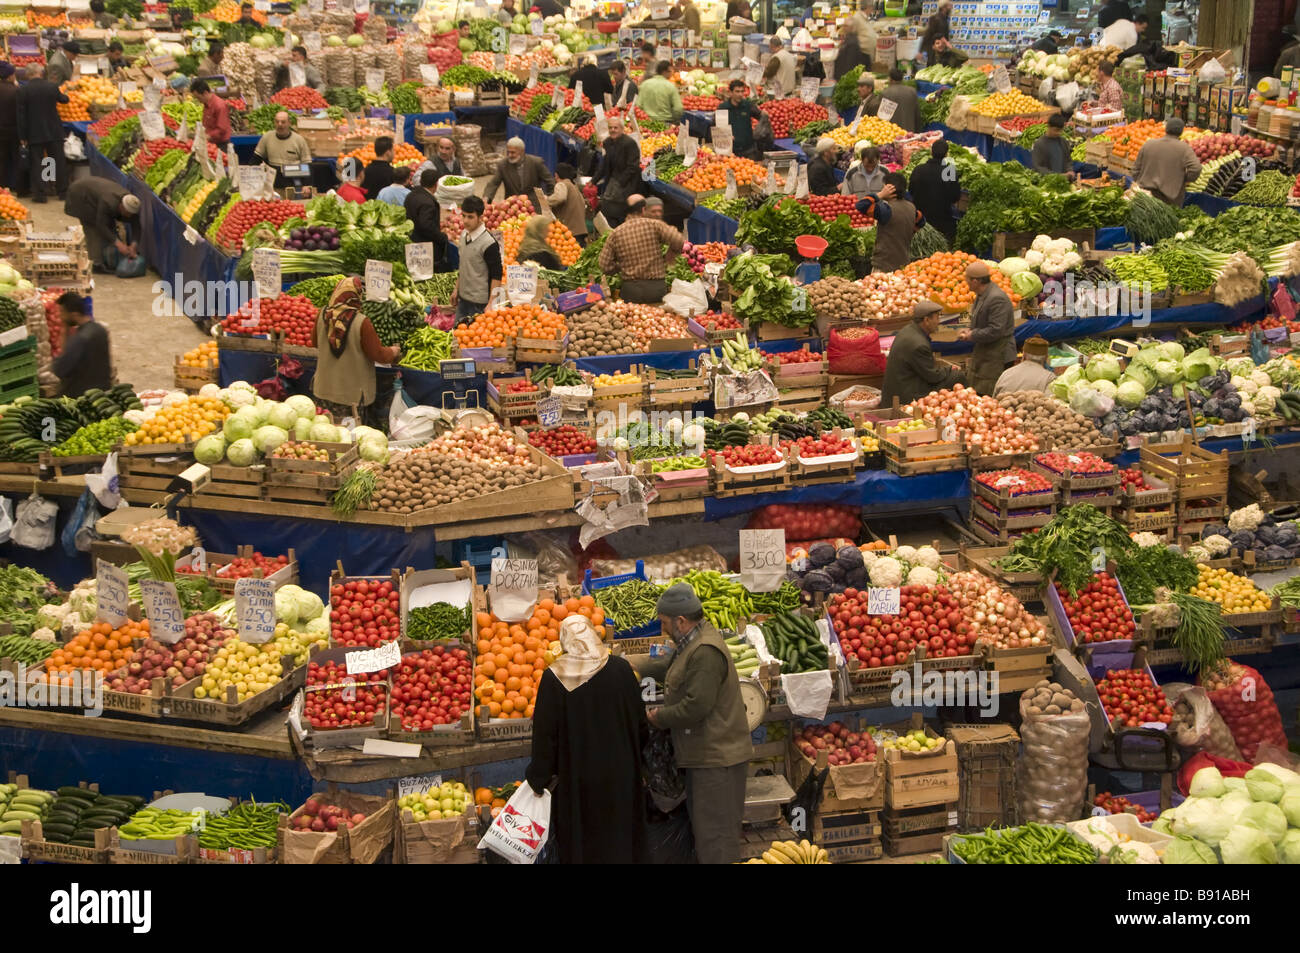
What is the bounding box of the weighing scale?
[279,162,315,200]
[438,358,492,427]
[739,677,769,731]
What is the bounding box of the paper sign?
[675,123,689,155]
[365,68,385,93]
[745,63,763,89]
[506,263,539,305]
[494,52,506,72]
[531,19,543,35]
[252,247,281,300]
[641,157,657,182]
[238,165,267,200]
[405,241,434,280]
[711,124,733,156]
[684,136,698,166]
[345,639,401,675]
[714,108,728,128]
[509,33,527,55]
[784,160,797,195]
[397,774,443,798]
[121,81,138,98]
[878,97,897,122]
[739,529,786,592]
[96,560,130,628]
[867,587,901,616]
[551,84,565,108]
[725,167,738,200]
[528,64,538,88]
[79,59,100,75]
[702,260,722,296]
[365,259,393,301]
[289,63,307,88]
[183,225,200,244]
[139,110,166,140]
[353,0,370,13]
[800,76,820,103]
[235,576,277,644]
[537,395,562,428]
[305,31,322,53]
[991,65,1011,93]
[1243,417,1256,444]
[143,84,162,112]
[573,80,585,108]
[140,579,186,644]
[488,558,538,622]
[420,63,441,87]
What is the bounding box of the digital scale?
[437,358,492,426]
[279,162,315,200]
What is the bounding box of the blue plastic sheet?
[403,111,456,145]
[773,138,808,163]
[1185,192,1240,216]
[704,467,971,519]
[687,204,738,243]
[683,109,714,140]
[231,133,260,163]
[507,116,558,172]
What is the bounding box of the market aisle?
[27,200,209,394]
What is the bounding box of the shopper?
[46,42,76,86]
[1117,15,1175,69]
[1030,113,1074,177]
[311,276,401,419]
[1030,30,1063,54]
[598,197,684,303]
[1133,117,1201,207]
[1096,60,1124,113]
[725,0,753,25]
[196,41,224,78]
[858,173,923,273]
[359,136,396,199]
[516,215,562,270]
[237,2,257,26]
[525,614,649,864]
[595,115,640,227]
[65,176,140,271]
[1100,12,1138,52]
[959,260,1017,396]
[843,143,884,198]
[637,583,752,865]
[482,137,554,212]
[427,136,463,180]
[17,65,69,203]
[90,0,115,28]
[908,139,961,244]
[994,337,1055,396]
[190,79,231,148]
[547,163,588,244]
[451,196,503,321]
[880,300,965,406]
[273,46,325,92]
[52,293,112,398]
[636,43,657,81]
[762,35,797,97]
[671,0,701,35]
[375,164,413,205]
[807,138,840,196]
[879,68,920,133]
[569,55,613,106]
[921,0,952,66]
[497,0,518,24]
[638,61,684,124]
[404,168,448,268]
[834,0,875,78]
[253,110,312,186]
[0,64,15,194]
[717,79,762,159]
[609,60,637,106]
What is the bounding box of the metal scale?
[437,357,492,428]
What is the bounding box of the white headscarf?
[547,615,609,692]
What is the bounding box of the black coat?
[569,64,613,106]
[808,156,839,196]
[599,133,641,201]
[1097,0,1132,29]
[0,83,16,140]
[16,78,68,143]
[428,155,462,180]
[403,187,447,261]
[909,157,961,243]
[65,177,129,245]
[359,159,394,199]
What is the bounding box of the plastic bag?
[11,492,58,550]
[646,802,694,864]
[1199,662,1287,762]
[1165,681,1242,761]
[388,384,443,446]
[435,174,475,205]
[60,488,100,557]
[644,726,686,814]
[63,132,85,162]
[85,452,120,510]
[515,532,580,589]
[0,496,12,544]
[115,254,147,278]
[661,278,709,318]
[1197,57,1227,84]
[477,784,552,864]
[827,324,885,376]
[1017,688,1091,823]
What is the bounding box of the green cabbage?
[305,615,330,636]
[1164,834,1218,864]
[1151,811,1176,834]
[310,421,339,443]
[1245,767,1285,804]
[1172,797,1232,847]
[1154,360,1180,384]
[194,434,226,465]
[1011,271,1043,298]
[1237,801,1287,843]
[223,412,255,442]
[1280,829,1300,864]
[253,425,289,455]
[275,589,299,625]
[1091,378,1117,399]
[1251,762,1300,787]
[1116,380,1146,409]
[294,417,313,440]
[1182,348,1218,382]
[226,438,257,466]
[267,402,299,431]
[1133,346,1161,369]
[1051,364,1082,401]
[1158,341,1185,363]
[1085,354,1121,382]
[295,589,324,621]
[998,256,1031,276]
[1223,776,1247,793]
[1220,791,1253,824]
[285,394,317,419]
[358,433,389,463]
[1122,362,1157,392]
[1219,824,1278,864]
[1190,766,1226,799]
[1279,788,1300,827]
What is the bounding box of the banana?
[798,839,815,863]
[762,849,791,864]
[773,840,803,864]
[815,847,828,864]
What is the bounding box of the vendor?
[994,337,1055,396]
[274,46,326,92]
[569,54,613,106]
[1096,60,1124,113]
[594,116,641,227]
[725,0,753,25]
[64,176,140,272]
[311,277,401,421]
[106,42,128,75]
[717,79,762,160]
[497,0,519,24]
[1030,30,1064,55]
[636,584,753,865]
[958,260,1016,396]
[52,293,112,398]
[253,110,312,186]
[237,2,257,26]
[1133,117,1201,207]
[908,139,961,245]
[547,163,588,246]
[404,169,448,269]
[427,137,463,180]
[843,143,884,197]
[671,0,701,34]
[1117,15,1175,69]
[46,42,76,87]
[762,36,797,98]
[190,79,231,148]
[89,0,115,29]
[609,60,637,106]
[881,301,965,406]
[879,68,920,133]
[598,197,684,303]
[483,137,554,212]
[921,0,952,66]
[359,136,396,199]
[853,73,882,118]
[196,41,224,78]
[1030,113,1074,178]
[638,61,683,124]
[857,173,923,273]
[807,138,840,196]
[517,215,563,270]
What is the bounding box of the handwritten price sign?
[489,558,538,622]
[867,587,901,616]
[739,528,785,592]
[96,559,129,628]
[235,577,277,644]
[345,639,401,675]
[140,579,186,644]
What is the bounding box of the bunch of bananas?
[744,839,830,864]
[714,336,763,372]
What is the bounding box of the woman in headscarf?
[525,613,649,864]
[310,276,401,422]
[515,215,562,270]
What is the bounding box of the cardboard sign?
[537,395,562,428]
[711,124,733,156]
[551,84,566,109]
[140,579,186,644]
[488,558,538,623]
[238,165,268,201]
[405,241,434,280]
[991,65,1011,93]
[235,576,277,644]
[139,110,166,140]
[531,18,543,35]
[396,774,443,798]
[867,587,901,616]
[784,160,798,195]
[420,63,441,86]
[252,247,281,299]
[739,529,785,592]
[799,76,820,103]
[96,559,130,628]
[494,52,506,72]
[365,68,385,94]
[506,263,539,305]
[509,33,527,55]
[345,639,401,676]
[725,167,738,200]
[305,31,322,53]
[79,59,100,75]
[289,63,307,88]
[365,259,393,301]
[877,97,897,122]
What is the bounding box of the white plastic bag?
[11,492,58,550]
[1054,81,1081,111]
[85,452,121,509]
[435,174,475,205]
[1197,57,1227,85]
[477,783,552,864]
[64,132,86,162]
[0,496,13,544]
[388,387,444,446]
[661,278,709,317]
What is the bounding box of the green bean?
[950,823,1096,864]
[407,602,472,641]
[592,579,665,632]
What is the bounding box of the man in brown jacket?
[1133,117,1201,207]
[959,260,1017,395]
[637,584,753,864]
[482,137,555,212]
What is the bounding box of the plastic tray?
[582,560,660,641]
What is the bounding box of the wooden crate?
[108,829,195,864]
[787,735,885,813]
[173,357,218,392]
[485,370,543,419]
[192,463,267,503]
[985,643,1052,695]
[811,807,882,845]
[264,440,359,497]
[968,494,1056,531]
[21,819,111,864]
[882,801,958,856]
[393,808,479,864]
[711,458,790,498]
[511,333,566,365]
[968,514,1042,546]
[992,226,1094,260]
[1120,474,1173,507]
[970,476,1058,515]
[881,431,965,476]
[1139,435,1229,499]
[1118,504,1175,533]
[966,446,1035,472]
[946,724,1019,831]
[883,720,960,811]
[165,656,306,726]
[881,827,950,857]
[177,545,299,594]
[643,362,710,408]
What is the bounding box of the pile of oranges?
[677,153,773,192]
[1103,118,1204,160]
[57,96,90,121]
[341,140,424,169]
[179,340,218,370]
[902,251,1021,311]
[64,75,118,108]
[453,303,566,348]
[500,216,583,268]
[499,213,530,264]
[0,188,28,222]
[209,0,266,22]
[473,595,612,719]
[122,395,230,447]
[26,10,67,27]
[969,90,1048,118]
[43,620,148,684]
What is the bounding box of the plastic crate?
[450,539,508,586]
[581,559,660,640]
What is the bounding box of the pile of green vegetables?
[950,824,1097,864]
[0,565,60,637]
[1125,191,1182,246]
[832,66,865,111]
[288,274,348,307]
[387,82,422,114]
[1189,205,1300,265]
[196,800,286,852]
[399,327,455,370]
[363,300,426,347]
[722,252,797,327]
[1232,170,1295,207]
[734,195,866,278]
[52,418,138,457]
[324,86,366,111]
[242,104,293,133]
[591,578,664,633]
[406,602,472,642]
[413,273,458,306]
[1150,240,1215,292]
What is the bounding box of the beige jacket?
[548,178,588,238]
[1133,135,1202,206]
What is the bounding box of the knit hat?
[656,583,703,618]
[643,196,664,209]
[120,194,141,215]
[1023,336,1049,360]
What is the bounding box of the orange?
[475,787,494,805]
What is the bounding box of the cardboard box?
[280,789,395,864]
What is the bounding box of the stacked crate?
[787,723,884,863]
[1139,436,1229,538]
[967,469,1057,545]
[1030,452,1121,511]
[1116,472,1174,540]
[881,716,960,857]
[0,334,37,403]
[945,724,1020,832]
[16,224,91,291]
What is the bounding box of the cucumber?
[56,786,97,801]
[2,809,41,822]
[40,822,76,837]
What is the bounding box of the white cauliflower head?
[860,549,880,569]
[1250,369,1272,389]
[906,565,939,586]
[1201,534,1231,556]
[1131,532,1163,548]
[1228,504,1264,532]
[892,545,918,565]
[1186,544,1211,562]
[869,556,904,588]
[912,545,941,570]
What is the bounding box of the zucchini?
[40,822,76,837]
[56,786,97,801]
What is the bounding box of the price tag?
[365,259,393,301]
[940,416,957,442]
[724,167,738,200]
[345,639,401,675]
[506,263,539,305]
[867,587,901,616]
[397,773,443,798]
[702,260,722,296]
[991,65,1011,93]
[139,110,166,140]
[234,576,277,644]
[710,124,733,156]
[140,579,186,644]
[783,160,797,195]
[675,123,689,155]
[531,19,543,36]
[420,63,440,86]
[365,68,385,94]
[494,52,506,72]
[739,528,786,592]
[254,0,270,9]
[95,559,130,629]
[304,31,322,53]
[183,225,200,244]
[551,84,565,108]
[178,115,190,143]
[489,558,538,623]
[573,80,585,108]
[745,63,763,90]
[289,63,307,88]
[799,76,820,103]
[877,97,897,122]
[1243,417,1257,444]
[509,34,527,55]
[252,247,281,300]
[641,156,657,182]
[714,107,729,128]
[537,395,562,428]
[238,164,267,200]
[683,135,698,166]
[143,84,162,112]
[405,241,434,280]
[79,59,100,75]
[528,64,538,88]
[121,81,138,99]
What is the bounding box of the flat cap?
[656,583,703,618]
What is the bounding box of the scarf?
[547,615,609,692]
[516,215,554,263]
[323,276,363,357]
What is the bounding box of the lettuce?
[1245,767,1285,804]
[1182,348,1218,382]
[1281,830,1300,864]
[1123,362,1157,392]
[1164,835,1217,864]
[1085,354,1121,382]
[1051,364,1083,401]
[1172,797,1232,847]
[1154,360,1181,384]
[1116,380,1146,409]
[1158,341,1185,363]
[1237,801,1287,844]
[1280,788,1300,827]
[1190,766,1226,799]
[1219,824,1278,864]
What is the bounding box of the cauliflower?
[1256,385,1281,413]
[1202,534,1231,556]
[1233,375,1259,397]
[1131,532,1163,548]
[906,565,938,586]
[68,582,98,622]
[1228,504,1264,532]
[860,549,879,568]
[892,545,918,565]
[124,409,148,426]
[912,545,941,570]
[1062,250,1083,270]
[1186,544,1211,562]
[31,627,56,642]
[61,617,92,639]
[36,602,70,628]
[1048,237,1076,256]
[1031,234,1050,253]
[1109,840,1162,864]
[1251,369,1272,389]
[1240,398,1256,417]
[869,556,904,587]
[1024,249,1045,268]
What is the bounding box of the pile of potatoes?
[1018,679,1090,823]
[1068,45,1122,86]
[365,452,545,514]
[806,276,868,319]
[567,303,640,357]
[997,389,1099,449]
[1022,679,1086,717]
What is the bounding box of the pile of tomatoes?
[213,199,304,251]
[270,85,330,111]
[830,584,974,668]
[330,576,402,648]
[1035,451,1114,476]
[1118,467,1152,491]
[711,444,783,468]
[698,310,742,331]
[973,467,1053,495]
[1095,668,1172,728]
[391,646,474,731]
[1093,792,1158,823]
[682,94,720,110]
[221,295,318,347]
[758,99,827,138]
[528,425,596,457]
[763,347,822,365]
[176,550,289,580]
[305,659,389,730]
[782,433,856,460]
[798,193,871,228]
[1054,572,1134,644]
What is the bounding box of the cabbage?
[1051,364,1083,401]
[1011,271,1043,298]
[309,421,339,443]
[223,412,255,442]
[1085,354,1121,382]
[267,402,298,431]
[1158,341,1185,363]
[1091,378,1117,399]
[305,616,330,636]
[1250,762,1300,787]
[352,426,384,443]
[1123,362,1158,392]
[1182,348,1218,382]
[1220,791,1253,824]
[358,434,389,463]
[1237,801,1287,843]
[1220,824,1277,864]
[1116,380,1146,409]
[998,256,1031,276]
[1281,830,1300,864]
[293,417,313,440]
[226,438,257,466]
[1164,834,1218,864]
[274,589,299,625]
[1154,360,1180,384]
[285,394,317,420]
[1151,810,1176,834]
[1172,797,1232,846]
[1283,787,1300,827]
[1133,346,1161,369]
[295,589,324,621]
[1245,767,1285,803]
[253,425,289,454]
[1223,776,1247,793]
[1190,766,1226,799]
[194,434,226,465]
[249,399,271,427]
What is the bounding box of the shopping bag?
[60,488,100,557]
[0,496,13,544]
[63,132,86,162]
[11,492,58,550]
[85,452,121,509]
[477,784,552,864]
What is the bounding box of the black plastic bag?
[646,802,695,865]
[643,727,685,813]
[784,763,829,828]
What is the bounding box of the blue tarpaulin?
[507,116,558,172]
[404,111,456,145]
[683,109,714,140]
[704,467,971,519]
[687,204,738,244]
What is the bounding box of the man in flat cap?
[881,300,966,406]
[634,583,752,863]
[959,260,1016,396]
[482,136,554,212]
[994,336,1055,396]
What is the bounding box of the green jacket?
[880,319,964,407]
[968,283,1017,383]
[641,623,752,769]
[637,75,684,124]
